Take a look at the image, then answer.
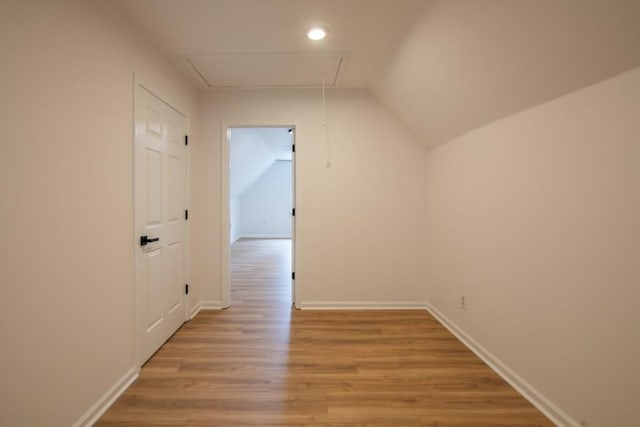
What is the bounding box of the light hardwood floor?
[97,238,552,426]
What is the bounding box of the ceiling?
[372,0,640,148]
[229,127,292,197]
[116,0,640,149]
[254,128,294,160]
[116,0,428,88]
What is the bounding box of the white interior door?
[134,84,187,365]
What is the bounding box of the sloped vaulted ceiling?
[117,0,640,150]
[229,128,293,198]
[371,0,640,149]
[116,0,427,88]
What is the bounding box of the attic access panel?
[186,53,345,88]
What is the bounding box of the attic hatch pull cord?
[322,79,331,168]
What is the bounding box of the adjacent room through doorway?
[228,127,295,306]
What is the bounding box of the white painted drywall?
[372,0,640,149]
[239,160,292,238]
[423,67,640,427]
[230,196,240,243]
[0,1,198,425]
[229,128,276,197]
[195,88,428,305]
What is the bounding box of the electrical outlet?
[461,295,468,311]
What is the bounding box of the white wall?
[229,128,276,197]
[230,196,241,243]
[423,67,640,427]
[0,1,198,425]
[228,128,291,242]
[239,160,292,238]
[372,0,640,149]
[195,88,428,306]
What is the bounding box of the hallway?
[97,239,551,426]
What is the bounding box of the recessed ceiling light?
[306,27,328,41]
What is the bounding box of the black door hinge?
[292,272,295,280]
[292,144,295,152]
[185,210,189,220]
[185,284,189,295]
[292,208,295,216]
[185,135,189,146]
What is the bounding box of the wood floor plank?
[97,238,552,426]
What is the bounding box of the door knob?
[140,235,160,246]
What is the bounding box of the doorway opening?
[222,126,296,308]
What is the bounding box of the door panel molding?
[134,78,190,367]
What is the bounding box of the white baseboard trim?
[238,234,292,239]
[424,302,578,427]
[73,366,139,427]
[298,301,428,310]
[189,300,223,319]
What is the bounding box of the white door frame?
[220,120,299,308]
[133,76,191,367]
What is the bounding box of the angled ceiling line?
[184,52,349,89]
[185,57,212,87]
